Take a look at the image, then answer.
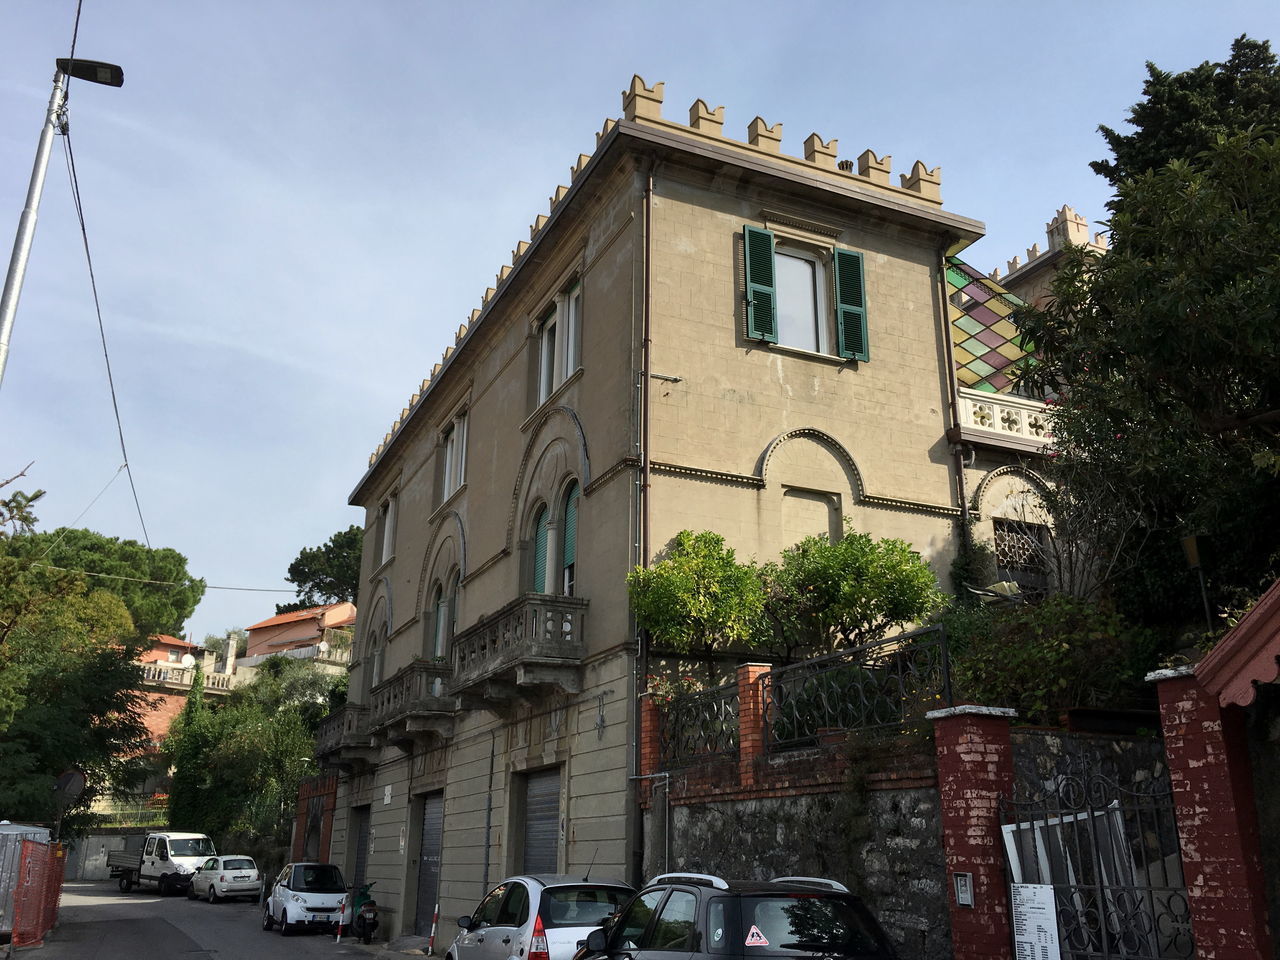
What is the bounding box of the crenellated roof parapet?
[618,75,945,206]
[361,74,958,479]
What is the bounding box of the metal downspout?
[630,159,655,888]
[481,730,496,895]
[937,239,971,532]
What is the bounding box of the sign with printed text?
[1011,883,1061,960]
[744,926,770,947]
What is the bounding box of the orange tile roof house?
[245,602,357,658]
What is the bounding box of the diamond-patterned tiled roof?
[945,256,1034,394]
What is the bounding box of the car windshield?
[224,858,256,871]
[170,838,215,857]
[737,895,889,957]
[541,885,633,928]
[292,864,346,893]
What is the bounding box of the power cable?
[61,110,152,548]
[36,463,126,557]
[29,562,296,593]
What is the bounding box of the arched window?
[561,482,579,596]
[532,505,549,593]
[367,625,385,691]
[431,572,460,658]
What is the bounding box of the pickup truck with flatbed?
[107,831,216,895]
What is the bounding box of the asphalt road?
[27,881,382,960]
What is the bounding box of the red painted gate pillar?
[927,704,1017,960]
[1149,666,1274,959]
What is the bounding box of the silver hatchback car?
[449,876,634,960]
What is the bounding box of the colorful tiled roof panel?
[945,256,1034,394]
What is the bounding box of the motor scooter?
[351,882,379,944]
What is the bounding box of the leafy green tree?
[1020,131,1280,623]
[950,595,1158,725]
[759,523,944,659]
[627,530,765,653]
[166,656,341,854]
[0,528,205,639]
[276,525,363,614]
[0,585,151,831]
[1093,35,1280,200]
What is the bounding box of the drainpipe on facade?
[630,158,656,889]
[937,238,971,536]
[481,730,495,896]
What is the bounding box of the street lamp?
[0,58,124,391]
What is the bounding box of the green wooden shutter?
[833,248,869,361]
[743,225,778,343]
[532,506,548,592]
[561,483,579,568]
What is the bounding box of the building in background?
[315,76,1051,941]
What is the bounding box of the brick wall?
[928,706,1016,960]
[143,692,187,745]
[1156,672,1273,959]
[640,663,947,959]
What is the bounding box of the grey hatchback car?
[448,875,634,960]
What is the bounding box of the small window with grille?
[993,518,1050,598]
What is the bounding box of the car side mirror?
[586,929,609,953]
[458,916,473,931]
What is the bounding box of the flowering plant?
[644,673,704,706]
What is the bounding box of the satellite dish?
[180,653,196,668]
[53,769,86,809]
[317,640,329,654]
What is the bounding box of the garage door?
[415,793,444,936]
[522,769,560,874]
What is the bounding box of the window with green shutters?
[742,224,869,362]
[561,482,579,596]
[532,505,549,593]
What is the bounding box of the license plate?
[234,876,249,881]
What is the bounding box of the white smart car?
[262,862,348,935]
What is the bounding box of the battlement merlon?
[619,74,945,207]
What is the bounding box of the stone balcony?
[140,663,233,695]
[315,703,376,770]
[450,594,588,709]
[368,659,455,751]
[948,386,1051,455]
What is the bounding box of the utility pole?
[0,58,123,392]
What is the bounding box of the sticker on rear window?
[745,926,769,947]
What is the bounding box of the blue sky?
[3,1,1278,642]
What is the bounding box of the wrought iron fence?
[761,624,952,752]
[1001,756,1193,960]
[658,682,739,767]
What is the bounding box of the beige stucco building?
[315,76,1050,940]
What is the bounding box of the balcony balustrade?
[950,387,1051,455]
[451,594,588,708]
[315,703,375,770]
[140,663,232,693]
[368,659,454,750]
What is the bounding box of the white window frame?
[441,411,468,499]
[380,494,397,565]
[537,282,582,404]
[774,243,831,355]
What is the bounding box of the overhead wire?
[59,0,152,548]
[29,562,296,593]
[36,463,126,558]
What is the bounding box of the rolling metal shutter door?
[351,806,370,890]
[415,793,444,936]
[522,769,560,875]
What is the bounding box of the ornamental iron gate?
[1000,757,1193,959]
